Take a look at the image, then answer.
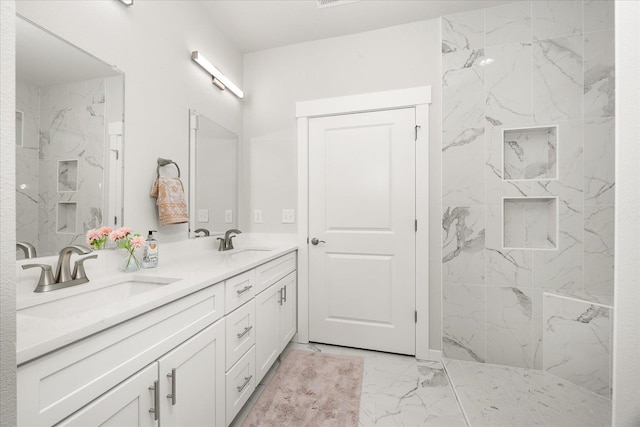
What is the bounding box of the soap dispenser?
[142,230,158,268]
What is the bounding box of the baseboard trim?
[418,349,442,362]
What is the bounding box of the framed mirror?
[15,16,125,259]
[188,110,238,239]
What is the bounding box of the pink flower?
[99,226,113,237]
[120,227,132,236]
[131,236,145,249]
[86,229,101,243]
[109,229,123,241]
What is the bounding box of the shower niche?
[501,125,559,250]
[502,125,558,181]
[503,197,558,250]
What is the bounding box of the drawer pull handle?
[237,325,253,339]
[236,285,252,295]
[237,375,253,392]
[278,288,283,305]
[149,380,159,420]
[282,285,287,303]
[167,368,177,405]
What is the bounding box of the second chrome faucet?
[217,229,242,251]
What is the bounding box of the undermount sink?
[18,276,179,320]
[217,248,273,255]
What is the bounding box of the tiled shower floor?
[444,358,612,427]
[230,343,612,427]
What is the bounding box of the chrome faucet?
[54,245,93,283]
[16,242,37,259]
[217,229,242,251]
[22,244,97,293]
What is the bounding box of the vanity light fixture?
[191,51,244,99]
[117,0,133,6]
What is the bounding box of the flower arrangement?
[109,227,146,271]
[86,226,113,250]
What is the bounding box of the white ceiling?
[200,0,511,53]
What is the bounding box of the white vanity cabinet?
[56,320,226,427]
[224,251,297,425]
[255,271,297,383]
[19,284,225,427]
[18,249,297,427]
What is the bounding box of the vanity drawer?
[225,269,255,314]
[226,346,256,426]
[254,251,296,295]
[18,284,224,427]
[226,299,256,370]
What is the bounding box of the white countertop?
[16,234,297,365]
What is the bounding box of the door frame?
[295,86,431,359]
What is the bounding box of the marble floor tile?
[231,343,467,427]
[444,358,612,427]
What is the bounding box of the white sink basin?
[215,248,273,255]
[18,276,179,320]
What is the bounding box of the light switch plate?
[282,209,295,224]
[254,209,263,224]
[197,209,209,222]
[225,210,233,223]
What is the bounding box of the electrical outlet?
[197,209,209,222]
[282,209,295,224]
[225,210,233,223]
[254,209,263,224]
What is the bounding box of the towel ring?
[157,158,180,178]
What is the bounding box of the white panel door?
[308,108,416,355]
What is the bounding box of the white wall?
[613,2,640,425]
[16,0,244,244]
[242,19,443,349]
[0,1,17,424]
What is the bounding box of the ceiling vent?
[316,0,362,9]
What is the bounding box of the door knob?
[311,238,326,245]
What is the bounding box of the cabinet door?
[56,364,157,427]
[158,319,226,427]
[278,272,297,353]
[255,284,280,384]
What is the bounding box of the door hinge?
[415,219,417,232]
[414,125,421,141]
[415,310,418,323]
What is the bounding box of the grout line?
[442,359,472,427]
[542,290,614,309]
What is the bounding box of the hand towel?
[150,176,189,225]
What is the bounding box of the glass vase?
[120,249,141,272]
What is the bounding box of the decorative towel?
[150,176,189,225]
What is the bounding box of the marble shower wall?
[543,293,613,398]
[15,78,106,257]
[441,0,615,375]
